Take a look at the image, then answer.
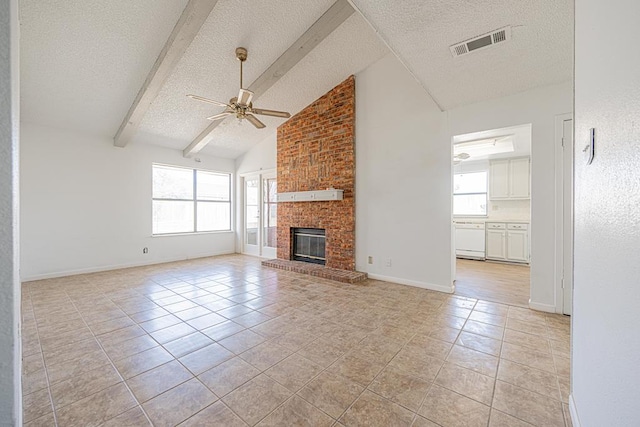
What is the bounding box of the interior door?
[244,175,260,256]
[562,118,574,315]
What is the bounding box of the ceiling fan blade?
[245,114,266,129]
[237,89,254,106]
[187,94,230,108]
[251,108,291,118]
[206,111,233,121]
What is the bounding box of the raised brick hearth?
[261,259,367,284]
[276,76,356,271]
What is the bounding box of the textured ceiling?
[350,0,573,110]
[133,1,388,158]
[20,0,188,136]
[20,0,572,159]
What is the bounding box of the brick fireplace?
[276,76,355,271]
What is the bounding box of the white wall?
[235,132,277,175]
[447,82,573,311]
[0,0,21,423]
[20,123,236,281]
[355,54,452,292]
[572,0,640,425]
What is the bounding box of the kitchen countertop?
[454,218,530,224]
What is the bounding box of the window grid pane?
[152,164,231,234]
[153,200,195,234]
[153,165,194,199]
[453,171,487,216]
[196,201,231,232]
[454,171,487,194]
[453,194,487,216]
[197,170,230,201]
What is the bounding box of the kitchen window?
[152,164,231,234]
[454,171,488,216]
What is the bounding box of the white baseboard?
[528,299,557,313]
[20,250,235,282]
[569,394,581,427]
[367,273,454,294]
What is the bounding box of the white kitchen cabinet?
[486,222,529,263]
[490,157,530,199]
[509,158,530,198]
[489,160,510,199]
[507,226,529,262]
[486,223,507,260]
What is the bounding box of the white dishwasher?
[455,221,486,260]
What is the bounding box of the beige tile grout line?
[25,264,570,427]
[156,269,314,425]
[486,304,507,427]
[89,269,276,426]
[238,297,468,426]
[91,271,257,425]
[63,284,156,426]
[25,284,60,427]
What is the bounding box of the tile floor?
[21,254,571,426]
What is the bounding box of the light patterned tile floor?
[21,254,571,426]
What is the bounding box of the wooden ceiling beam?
[114,0,219,148]
[182,0,354,157]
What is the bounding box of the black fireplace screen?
[292,228,326,265]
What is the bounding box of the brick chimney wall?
[276,76,355,271]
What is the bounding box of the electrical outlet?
[385,258,392,267]
[492,205,499,211]
[143,247,148,254]
[368,256,373,264]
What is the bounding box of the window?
[454,171,487,216]
[152,164,231,234]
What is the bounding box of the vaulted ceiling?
[350,0,573,110]
[20,0,573,159]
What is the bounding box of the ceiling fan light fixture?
[187,47,291,129]
[237,89,253,106]
[453,136,514,158]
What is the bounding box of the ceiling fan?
[187,47,291,129]
[453,152,470,165]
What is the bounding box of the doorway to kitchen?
[452,124,532,307]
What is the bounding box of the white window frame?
[453,171,488,217]
[152,164,232,235]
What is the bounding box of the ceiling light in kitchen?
[453,136,514,160]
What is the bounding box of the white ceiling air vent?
[450,26,511,58]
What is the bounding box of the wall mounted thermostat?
[583,127,595,165]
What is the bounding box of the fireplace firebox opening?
[291,228,326,265]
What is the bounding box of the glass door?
[243,172,277,257]
[244,176,260,256]
[262,174,278,258]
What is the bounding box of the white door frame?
[555,113,574,315]
[450,141,456,290]
[240,169,277,258]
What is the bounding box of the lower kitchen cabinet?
[486,222,529,263]
[486,228,507,260]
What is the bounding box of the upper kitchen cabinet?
[489,157,530,199]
